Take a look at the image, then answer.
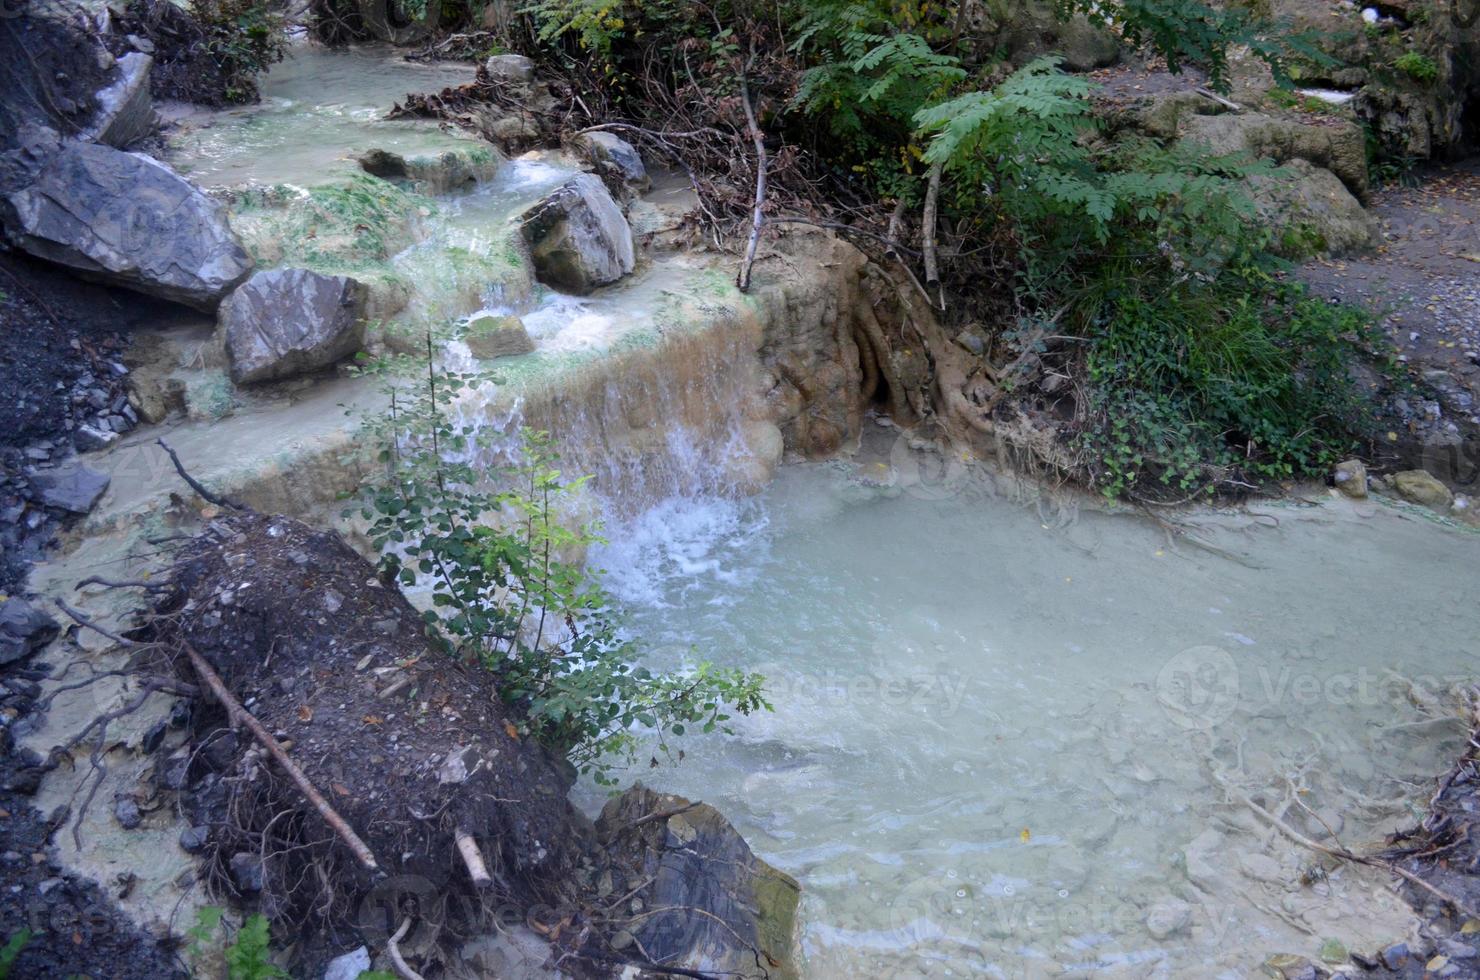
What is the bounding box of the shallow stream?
[116,41,1480,978]
[586,450,1480,978]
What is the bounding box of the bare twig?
[922,162,943,309]
[736,49,767,292]
[1194,87,1242,112]
[884,198,908,261]
[181,639,380,872]
[156,439,242,511]
[630,801,700,829]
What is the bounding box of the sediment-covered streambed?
[585,445,1480,977]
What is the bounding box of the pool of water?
[163,43,480,188]
[586,448,1479,977]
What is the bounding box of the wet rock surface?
[1,136,252,310]
[521,173,636,294]
[221,268,367,384]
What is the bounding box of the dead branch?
[884,198,908,261]
[630,801,700,829]
[54,598,141,648]
[181,639,380,873]
[736,49,767,293]
[156,438,243,511]
[767,216,921,257]
[922,161,943,308]
[454,828,492,888]
[1194,87,1242,112]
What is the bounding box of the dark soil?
[0,253,193,593]
[152,510,592,975]
[0,9,108,144]
[0,651,188,979]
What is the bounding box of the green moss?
[1394,51,1439,83]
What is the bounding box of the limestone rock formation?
[1245,159,1378,257]
[484,53,535,83]
[576,131,650,195]
[221,268,367,384]
[1180,112,1369,200]
[464,313,535,359]
[597,785,800,979]
[82,51,156,149]
[1393,469,1454,510]
[520,173,636,294]
[1,137,252,310]
[1332,459,1368,499]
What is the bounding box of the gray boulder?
[464,314,535,359]
[83,52,155,149]
[520,173,635,294]
[577,131,650,194]
[1245,159,1378,257]
[1,140,252,310]
[30,461,110,514]
[1181,111,1370,200]
[221,268,367,384]
[0,599,60,667]
[484,53,535,84]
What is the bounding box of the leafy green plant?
[351,356,768,781]
[1393,50,1439,83]
[0,930,30,980]
[192,0,288,102]
[187,908,286,980]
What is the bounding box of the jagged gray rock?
[520,173,636,294]
[221,268,368,384]
[1,139,252,310]
[0,599,59,666]
[577,131,650,195]
[83,52,155,148]
[29,461,110,514]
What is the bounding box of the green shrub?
[352,359,768,781]
[187,908,286,980]
[1393,51,1440,83]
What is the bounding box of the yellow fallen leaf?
[1020,828,1031,843]
[1461,918,1480,934]
[1428,955,1449,971]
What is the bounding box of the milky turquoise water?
[588,453,1480,978]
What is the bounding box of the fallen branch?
[630,800,700,829]
[156,438,242,511]
[922,162,943,310]
[736,50,767,292]
[1212,768,1480,920]
[766,216,921,257]
[181,639,380,873]
[1194,87,1242,112]
[454,828,492,888]
[884,198,907,261]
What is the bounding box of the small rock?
[484,53,535,83]
[954,329,986,356]
[1145,899,1192,940]
[0,599,60,666]
[1393,469,1454,510]
[229,852,264,892]
[1240,852,1284,883]
[322,946,371,980]
[29,462,110,514]
[464,314,535,360]
[1380,942,1409,970]
[1261,954,1317,980]
[178,826,209,853]
[113,796,142,830]
[576,131,650,194]
[74,423,119,452]
[37,877,63,895]
[1331,458,1367,499]
[1319,938,1348,964]
[1440,939,1478,959]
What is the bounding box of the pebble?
[112,796,142,830]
